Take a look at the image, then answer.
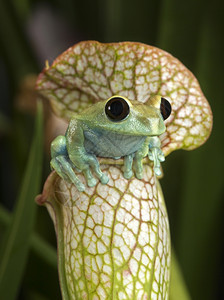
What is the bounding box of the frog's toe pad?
[100,173,109,185]
[76,182,85,192]
[158,152,165,162]
[154,167,162,177]
[159,156,165,162]
[136,171,143,180]
[148,153,154,161]
[123,170,133,180]
[87,177,97,187]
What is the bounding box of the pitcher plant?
[35,41,212,300]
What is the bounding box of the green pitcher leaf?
[36,41,212,156]
[36,163,171,299]
[0,101,43,299]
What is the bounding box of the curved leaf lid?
[36,41,212,156]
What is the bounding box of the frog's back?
[84,128,146,158]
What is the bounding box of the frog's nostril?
[105,96,130,121]
[160,98,172,120]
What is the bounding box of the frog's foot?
[123,154,134,179]
[100,173,110,184]
[134,162,143,179]
[83,168,97,187]
[133,153,145,180]
[50,156,85,192]
[148,147,165,176]
[76,153,109,187]
[132,140,150,179]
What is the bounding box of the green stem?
[170,248,191,300]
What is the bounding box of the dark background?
[0,0,223,299]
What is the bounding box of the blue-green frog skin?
[50,95,171,192]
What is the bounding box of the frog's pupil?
[105,97,130,121]
[110,101,123,116]
[160,98,171,120]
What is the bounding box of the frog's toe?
[154,167,162,177]
[51,156,87,191]
[76,182,85,192]
[83,168,97,187]
[159,155,165,162]
[148,152,154,161]
[87,177,97,187]
[74,166,82,173]
[135,170,143,180]
[123,170,133,179]
[158,153,165,162]
[100,173,109,184]
[67,172,86,191]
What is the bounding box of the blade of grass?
[0,1,37,84]
[0,101,43,299]
[0,204,57,269]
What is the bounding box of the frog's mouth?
[95,115,166,137]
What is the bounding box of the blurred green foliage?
[0,0,223,299]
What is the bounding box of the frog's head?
[81,95,172,136]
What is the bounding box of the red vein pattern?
[37,164,170,299]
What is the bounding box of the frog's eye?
[105,97,130,121]
[160,98,172,120]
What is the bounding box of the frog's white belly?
[84,129,146,158]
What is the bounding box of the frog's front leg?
[133,137,151,179]
[50,135,85,192]
[123,153,135,179]
[148,136,165,176]
[123,138,149,180]
[123,136,165,180]
[66,119,109,188]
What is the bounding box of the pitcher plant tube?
[35,41,212,300]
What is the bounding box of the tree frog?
[50,95,171,192]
